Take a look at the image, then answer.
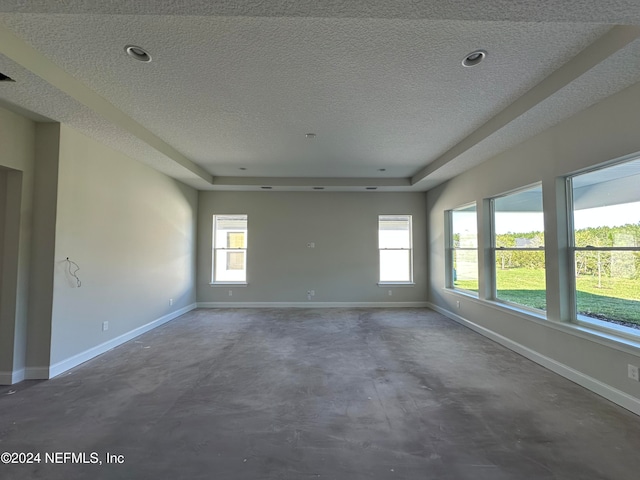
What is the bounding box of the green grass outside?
[454,268,640,326]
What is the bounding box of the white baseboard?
[0,368,24,385]
[428,302,640,416]
[46,303,197,380]
[197,301,430,308]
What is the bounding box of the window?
[448,203,478,293]
[492,185,546,311]
[378,215,413,283]
[569,157,640,331]
[212,215,248,283]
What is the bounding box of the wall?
[427,81,640,414]
[25,123,60,376]
[47,125,198,373]
[0,106,35,384]
[198,191,427,305]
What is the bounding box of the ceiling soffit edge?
[411,25,640,187]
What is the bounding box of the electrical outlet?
[228,290,233,297]
[388,290,392,296]
[169,298,173,306]
[628,364,639,381]
[456,301,460,309]
[102,321,109,332]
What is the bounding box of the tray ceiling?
[0,1,639,191]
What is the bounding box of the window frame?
[446,202,479,295]
[490,183,547,314]
[567,157,640,339]
[377,214,414,285]
[211,214,248,285]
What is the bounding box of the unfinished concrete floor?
[1,308,640,479]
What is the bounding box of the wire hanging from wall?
[66,257,82,287]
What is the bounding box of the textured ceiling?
[0,1,639,191]
[2,0,640,23]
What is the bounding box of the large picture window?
[492,185,546,311]
[378,215,413,283]
[570,158,640,330]
[212,215,248,283]
[448,203,478,293]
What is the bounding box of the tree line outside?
[494,224,640,277]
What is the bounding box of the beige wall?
[48,126,198,367]
[0,106,35,383]
[1,108,199,382]
[427,81,640,411]
[197,191,427,304]
[25,123,60,373]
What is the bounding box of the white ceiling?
[0,1,639,192]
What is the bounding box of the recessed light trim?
[305,133,316,139]
[125,45,152,62]
[462,49,487,67]
[239,167,247,171]
[378,168,386,172]
[312,187,325,190]
[366,187,378,190]
[260,186,273,190]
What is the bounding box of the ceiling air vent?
[0,72,16,82]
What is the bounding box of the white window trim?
[490,183,547,314]
[378,214,413,284]
[567,159,640,339]
[446,203,479,296]
[212,215,248,284]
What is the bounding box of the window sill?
[378,282,415,287]
[488,299,547,321]
[210,282,248,287]
[575,315,640,344]
[446,287,479,298]
[441,288,640,355]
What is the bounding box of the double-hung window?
[491,184,546,312]
[448,203,478,293]
[569,157,640,330]
[212,215,248,283]
[378,215,413,283]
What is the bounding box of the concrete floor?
[1,308,640,479]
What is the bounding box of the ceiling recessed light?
[378,168,386,172]
[0,72,15,82]
[462,49,487,67]
[239,167,247,171]
[305,133,316,139]
[125,45,152,62]
[366,187,378,190]
[260,186,273,190]
[313,187,325,190]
